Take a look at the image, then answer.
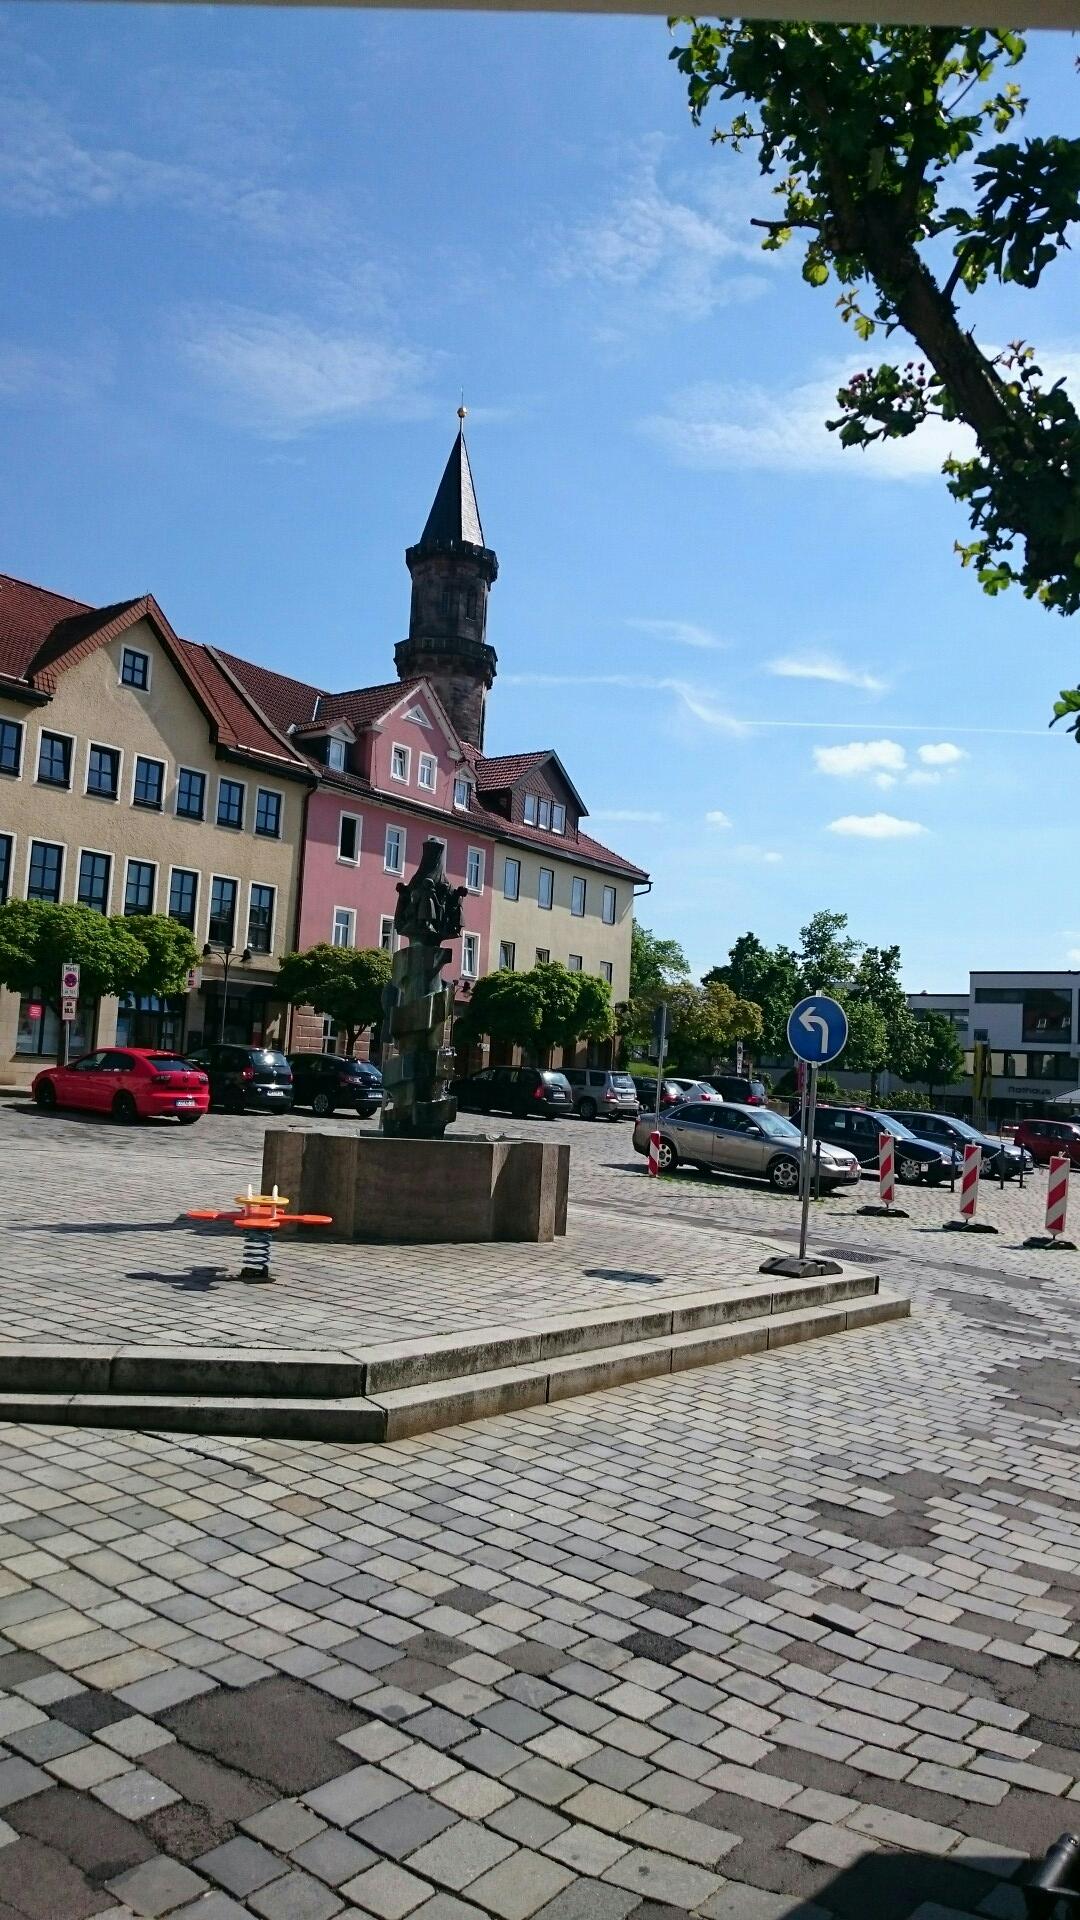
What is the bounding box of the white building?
[908,973,1080,1116]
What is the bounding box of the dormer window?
[327,738,347,772]
[552,804,566,834]
[453,776,472,810]
[523,793,538,826]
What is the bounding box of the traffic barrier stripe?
[878,1132,896,1208]
[959,1141,981,1219]
[647,1131,661,1179]
[1046,1154,1070,1237]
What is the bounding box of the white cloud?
[502,672,749,735]
[588,809,667,824]
[0,339,109,402]
[705,810,732,828]
[735,845,782,864]
[551,137,768,327]
[180,309,430,435]
[828,813,928,840]
[813,740,906,779]
[918,742,967,767]
[769,653,888,694]
[906,769,941,788]
[627,618,724,652]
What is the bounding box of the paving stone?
[97,1717,175,1759]
[196,1835,290,1897]
[0,1833,120,1920]
[528,1888,638,1920]
[242,1796,327,1852]
[0,1756,52,1807]
[171,1896,259,1919]
[487,1798,569,1848]
[342,1860,434,1917]
[621,1807,738,1866]
[47,1744,131,1789]
[466,1847,576,1919]
[92,1768,182,1820]
[143,1743,271,1823]
[106,1857,212,1916]
[407,1818,517,1889]
[786,1821,880,1869]
[352,1789,459,1859]
[292,1828,377,1886]
[432,1772,515,1820]
[6,1782,158,1879]
[303,1765,408,1826]
[559,1785,640,1834]
[542,1822,629,1878]
[602,1843,723,1909]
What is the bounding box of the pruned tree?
[670,23,1080,684]
[0,901,168,1009]
[276,944,392,1057]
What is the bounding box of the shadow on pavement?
[126,1265,233,1292]
[10,1219,189,1234]
[782,1843,1031,1919]
[583,1267,665,1286]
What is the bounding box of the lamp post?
[202,940,252,1044]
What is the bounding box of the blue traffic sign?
[787,994,849,1066]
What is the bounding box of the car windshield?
[755,1111,800,1141]
[610,1074,636,1090]
[252,1051,289,1067]
[936,1115,985,1142]
[868,1111,919,1141]
[147,1055,194,1072]
[542,1073,571,1087]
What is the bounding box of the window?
[499,941,516,971]
[538,867,554,910]
[462,932,479,977]
[120,647,150,690]
[503,857,520,901]
[1022,990,1072,1045]
[209,877,237,945]
[332,907,354,949]
[384,825,404,874]
[248,884,275,955]
[466,847,485,893]
[523,793,539,826]
[571,876,586,917]
[602,885,616,926]
[600,961,613,985]
[441,588,457,618]
[453,777,472,810]
[27,841,62,901]
[0,834,12,904]
[327,737,347,772]
[133,756,164,810]
[176,767,206,820]
[168,868,198,930]
[552,804,566,834]
[418,753,437,792]
[538,798,552,829]
[379,914,395,952]
[568,953,583,972]
[0,719,22,777]
[124,860,155,916]
[217,779,244,829]
[321,1016,337,1052]
[391,744,410,783]
[255,789,281,838]
[535,947,550,964]
[86,744,120,799]
[338,814,360,863]
[77,851,111,914]
[37,731,71,788]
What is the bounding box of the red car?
[32,1048,210,1125]
[1014,1117,1080,1167]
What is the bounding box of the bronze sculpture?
[379,837,468,1138]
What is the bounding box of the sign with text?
[60,996,78,1022]
[61,961,80,998]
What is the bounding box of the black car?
[452,1066,574,1118]
[810,1105,957,1184]
[288,1052,383,1117]
[633,1076,685,1112]
[704,1073,768,1106]
[885,1110,1031,1179]
[186,1044,294,1114]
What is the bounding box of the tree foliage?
[665,978,763,1073]
[276,944,392,1056]
[905,1010,968,1096]
[0,901,190,1007]
[848,943,921,1095]
[670,22,1080,665]
[705,932,799,1056]
[624,923,691,1055]
[457,961,616,1062]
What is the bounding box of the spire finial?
[458,395,467,422]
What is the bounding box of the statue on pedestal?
[380,837,468,1138]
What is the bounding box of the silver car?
[632,1099,861,1193]
[562,1068,640,1121]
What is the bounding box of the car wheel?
[656,1138,678,1172]
[312,1091,335,1117]
[112,1091,138,1125]
[897,1155,922,1184]
[34,1082,57,1111]
[579,1098,598,1121]
[176,1114,201,1126]
[769,1156,801,1193]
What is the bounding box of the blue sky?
[2,6,1078,988]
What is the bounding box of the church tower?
[395,412,498,749]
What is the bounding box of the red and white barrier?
[959,1141,981,1219]
[647,1131,662,1178]
[1046,1154,1070,1238]
[878,1133,896,1208]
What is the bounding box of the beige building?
[0,579,314,1082]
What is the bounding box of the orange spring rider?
[186,1184,333,1282]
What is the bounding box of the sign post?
[759,995,848,1279]
[650,1002,669,1134]
[58,961,80,1067]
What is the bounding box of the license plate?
[175,1098,196,1108]
[264,1088,286,1096]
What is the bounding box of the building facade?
[0,425,647,1080]
[907,974,1080,1117]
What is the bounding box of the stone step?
[0,1288,909,1442]
[0,1269,882,1402]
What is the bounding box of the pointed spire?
[419,415,485,549]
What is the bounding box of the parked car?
[633,1076,685,1112]
[452,1066,574,1118]
[1015,1117,1080,1168]
[288,1052,383,1117]
[186,1043,293,1113]
[632,1100,860,1193]
[667,1077,724,1105]
[704,1074,768,1106]
[32,1048,209,1125]
[885,1110,1031,1178]
[561,1068,640,1120]
[811,1105,957,1184]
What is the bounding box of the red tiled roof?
[0,572,95,681]
[214,648,427,739]
[472,750,548,791]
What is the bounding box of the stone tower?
[395,415,498,749]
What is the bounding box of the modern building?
[0,423,647,1079]
[908,974,1080,1117]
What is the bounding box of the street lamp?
[202,940,253,1044]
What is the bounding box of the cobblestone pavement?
[0,1101,1079,1917]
